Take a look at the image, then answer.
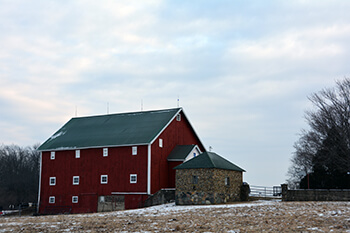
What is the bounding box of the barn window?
[72,196,78,203]
[176,114,181,121]
[50,152,55,160]
[159,139,163,148]
[101,175,108,184]
[49,177,56,186]
[73,176,79,185]
[225,177,230,186]
[103,148,108,157]
[130,174,137,183]
[132,146,137,155]
[75,150,80,158]
[193,152,196,158]
[192,175,198,184]
[49,196,55,204]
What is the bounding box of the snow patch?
[54,146,77,150]
[49,131,66,140]
[107,200,278,217]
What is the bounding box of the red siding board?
[150,112,204,194]
[39,145,148,214]
[124,194,149,210]
[168,161,182,188]
[72,194,98,214]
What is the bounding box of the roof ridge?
[206,152,217,167]
[72,107,182,119]
[174,151,245,172]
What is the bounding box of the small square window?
[192,175,198,184]
[49,177,56,186]
[72,196,78,203]
[176,114,181,121]
[159,139,163,148]
[73,176,79,185]
[75,150,80,158]
[103,148,108,157]
[193,153,196,158]
[101,175,108,184]
[50,152,55,160]
[225,177,230,186]
[49,196,55,204]
[130,174,137,183]
[132,146,137,155]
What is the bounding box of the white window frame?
[49,196,55,204]
[101,175,108,184]
[50,151,55,160]
[103,148,108,157]
[132,146,137,155]
[49,177,56,186]
[72,196,78,203]
[73,176,80,185]
[130,174,137,184]
[75,150,80,158]
[159,139,163,148]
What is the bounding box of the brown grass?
[1,201,350,232]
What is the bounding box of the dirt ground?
[1,200,350,232]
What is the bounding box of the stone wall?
[97,195,124,212]
[175,168,243,205]
[281,184,350,201]
[144,189,175,207]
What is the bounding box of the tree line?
[1,79,349,210]
[288,78,350,189]
[0,144,40,210]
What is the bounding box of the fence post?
[281,184,288,201]
[241,183,250,201]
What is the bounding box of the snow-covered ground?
[0,210,19,216]
[1,200,350,232]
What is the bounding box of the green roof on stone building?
[174,151,245,172]
[38,108,184,151]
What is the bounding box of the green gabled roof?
[167,145,198,161]
[174,151,245,172]
[38,108,182,151]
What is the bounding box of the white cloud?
[229,27,347,63]
[1,0,350,186]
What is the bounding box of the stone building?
[174,151,245,205]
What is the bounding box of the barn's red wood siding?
[39,110,205,213]
[39,145,148,213]
[168,161,182,188]
[150,112,205,193]
[124,195,149,210]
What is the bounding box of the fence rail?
[249,185,282,198]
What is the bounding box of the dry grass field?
[1,200,350,232]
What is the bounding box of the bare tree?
[0,144,40,209]
[287,78,350,189]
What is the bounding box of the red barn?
[37,108,205,214]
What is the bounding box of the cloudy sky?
[1,0,350,186]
